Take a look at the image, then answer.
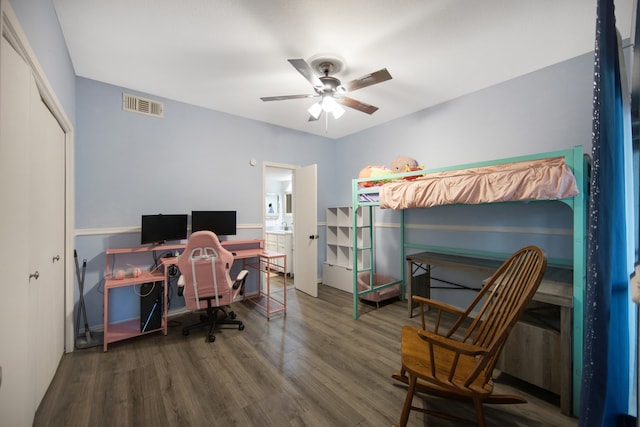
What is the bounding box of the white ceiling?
[52,0,635,139]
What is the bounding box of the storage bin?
[357,272,401,306]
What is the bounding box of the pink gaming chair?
[177,230,247,342]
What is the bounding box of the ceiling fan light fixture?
[321,96,345,119]
[321,95,337,112]
[332,103,345,119]
[308,102,322,119]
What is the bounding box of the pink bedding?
[379,157,579,210]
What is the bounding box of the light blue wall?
[74,77,335,229]
[9,0,76,126]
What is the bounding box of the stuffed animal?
[390,156,419,173]
[390,156,424,180]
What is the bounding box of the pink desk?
[103,244,184,351]
[102,240,287,351]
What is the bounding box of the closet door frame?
[1,0,75,353]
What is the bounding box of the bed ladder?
[352,205,375,319]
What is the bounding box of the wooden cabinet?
[322,207,370,293]
[265,232,293,275]
[496,303,562,394]
[495,281,573,414]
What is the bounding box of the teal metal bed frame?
[351,145,588,416]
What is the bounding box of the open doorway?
[263,162,319,297]
[264,164,295,287]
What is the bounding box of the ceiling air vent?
[122,93,164,117]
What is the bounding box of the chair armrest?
[177,275,184,296]
[232,269,249,289]
[412,295,465,316]
[417,329,488,357]
[412,295,466,333]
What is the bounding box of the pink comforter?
[379,157,579,210]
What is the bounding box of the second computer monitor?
[191,210,237,236]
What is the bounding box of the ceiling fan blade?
[339,97,379,115]
[260,94,317,101]
[288,59,324,90]
[344,68,392,92]
[308,113,321,122]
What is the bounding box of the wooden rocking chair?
[392,245,547,427]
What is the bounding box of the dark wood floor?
[35,280,578,426]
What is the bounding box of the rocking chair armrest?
[412,296,465,316]
[412,296,467,333]
[417,329,488,357]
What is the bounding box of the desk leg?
[560,306,572,415]
[407,261,430,318]
[406,260,413,318]
[265,257,271,320]
[103,288,109,352]
[163,272,169,335]
[282,256,287,316]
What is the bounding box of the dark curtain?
[579,0,636,425]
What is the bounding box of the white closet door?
[0,34,66,425]
[28,75,66,407]
[0,37,34,426]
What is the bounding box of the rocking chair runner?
[392,245,547,427]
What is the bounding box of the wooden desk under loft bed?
[103,239,286,351]
[406,250,573,415]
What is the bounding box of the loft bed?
[351,145,588,415]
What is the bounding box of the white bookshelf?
[323,206,371,293]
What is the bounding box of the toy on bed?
[358,165,394,187]
[359,156,424,187]
[390,156,424,180]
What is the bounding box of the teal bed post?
[353,179,359,319]
[400,209,406,301]
[572,147,587,416]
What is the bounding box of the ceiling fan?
[260,58,392,121]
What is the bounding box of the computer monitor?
[191,210,237,236]
[140,214,188,245]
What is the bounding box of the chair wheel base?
[181,307,245,343]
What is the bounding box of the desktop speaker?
[140,282,162,333]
